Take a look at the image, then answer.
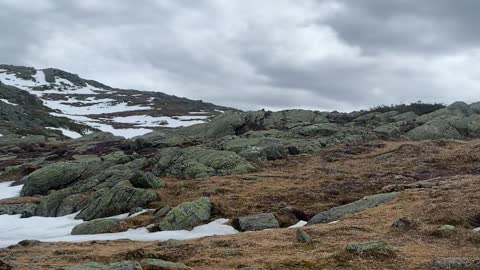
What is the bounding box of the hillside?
[1,98,480,269]
[0,65,235,138]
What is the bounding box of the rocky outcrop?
[159,198,211,231]
[307,192,399,226]
[20,161,94,196]
[151,147,256,179]
[232,213,280,232]
[76,181,159,221]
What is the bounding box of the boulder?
[71,219,126,235]
[159,198,211,231]
[151,147,255,179]
[296,229,313,243]
[21,161,94,196]
[63,261,142,270]
[407,117,462,140]
[307,192,399,226]
[292,123,341,137]
[432,258,480,269]
[232,213,280,232]
[214,137,289,162]
[346,241,396,258]
[36,190,92,217]
[0,203,37,217]
[392,217,418,230]
[373,123,401,138]
[129,172,163,189]
[76,181,159,221]
[433,225,456,238]
[140,259,190,269]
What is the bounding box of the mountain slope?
[0,65,235,138]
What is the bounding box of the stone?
[0,203,37,217]
[63,261,142,270]
[407,117,462,140]
[159,198,211,231]
[433,225,457,238]
[76,181,159,221]
[346,241,396,258]
[432,258,480,269]
[71,219,126,235]
[21,161,94,196]
[296,229,313,243]
[129,172,163,189]
[140,258,190,269]
[307,192,399,226]
[392,217,418,230]
[151,147,255,179]
[232,213,280,232]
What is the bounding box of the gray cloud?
[0,0,479,111]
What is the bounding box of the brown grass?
[4,139,480,269]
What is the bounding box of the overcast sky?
[1,0,479,111]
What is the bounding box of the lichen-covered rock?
[346,241,396,258]
[159,198,211,231]
[151,147,255,179]
[36,190,92,217]
[129,172,163,189]
[407,116,462,140]
[373,123,401,138]
[292,123,341,137]
[433,225,457,238]
[101,151,132,165]
[21,161,95,196]
[232,213,280,232]
[0,203,37,217]
[76,181,159,221]
[432,258,480,269]
[307,192,398,226]
[63,261,142,270]
[71,219,126,235]
[140,258,190,269]
[296,229,313,243]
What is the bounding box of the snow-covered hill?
[0,65,233,138]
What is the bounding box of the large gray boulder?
[35,190,92,217]
[21,161,94,196]
[71,219,125,235]
[159,197,212,231]
[76,181,159,221]
[407,116,462,140]
[307,192,399,226]
[232,213,280,232]
[151,147,255,179]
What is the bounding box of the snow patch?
[112,115,207,128]
[0,214,237,248]
[288,220,307,228]
[0,182,23,200]
[0,99,17,106]
[46,127,82,139]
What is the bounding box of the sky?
[1,0,480,112]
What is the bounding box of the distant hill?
[0,64,236,138]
